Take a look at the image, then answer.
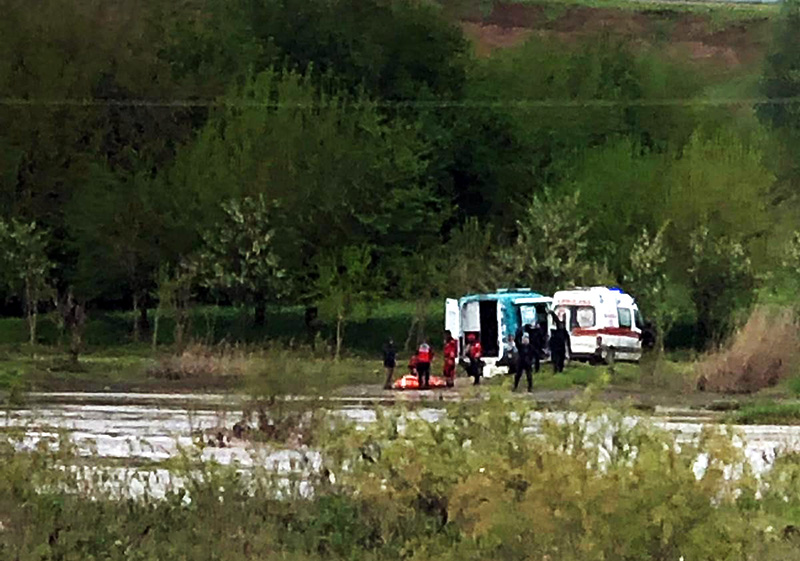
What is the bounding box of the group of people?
[503,312,569,392]
[382,330,468,390]
[382,312,569,391]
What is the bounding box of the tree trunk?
[30,307,37,349]
[335,314,343,361]
[152,307,160,353]
[132,292,140,342]
[25,279,36,347]
[175,308,185,353]
[204,303,218,344]
[416,299,428,346]
[404,317,418,352]
[254,294,266,327]
[139,297,150,332]
[69,301,85,366]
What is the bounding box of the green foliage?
[626,223,674,337]
[689,226,756,348]
[494,190,595,293]
[0,0,791,355]
[733,401,800,425]
[758,0,800,196]
[315,245,382,359]
[0,219,54,346]
[195,195,286,306]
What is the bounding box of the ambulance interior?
[461,300,500,358]
[459,299,552,359]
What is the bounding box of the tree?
[440,217,497,295]
[688,226,756,349]
[167,69,440,294]
[495,190,595,293]
[315,245,380,360]
[625,224,673,349]
[152,262,195,353]
[195,195,286,328]
[0,219,54,347]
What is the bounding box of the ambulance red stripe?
[572,327,640,338]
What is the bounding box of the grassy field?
[2,301,800,415]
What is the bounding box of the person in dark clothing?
[514,334,535,392]
[498,334,517,373]
[641,321,657,352]
[548,312,568,374]
[528,322,546,374]
[416,339,434,389]
[515,324,529,349]
[382,339,397,390]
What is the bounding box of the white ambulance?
[551,286,643,363]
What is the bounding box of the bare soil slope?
[461,1,772,71]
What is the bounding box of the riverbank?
[3,348,799,419]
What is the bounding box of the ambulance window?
[576,307,595,328]
[618,308,632,329]
[634,309,644,329]
[519,305,537,327]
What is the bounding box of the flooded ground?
[3,392,800,496]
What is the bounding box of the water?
[4,392,800,496]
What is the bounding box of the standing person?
[514,334,534,392]
[515,324,528,349]
[382,338,397,390]
[464,333,483,385]
[529,322,546,374]
[548,313,568,374]
[416,339,434,389]
[443,330,458,388]
[499,334,516,372]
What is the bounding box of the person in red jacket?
[416,339,434,389]
[443,330,458,388]
[464,333,483,385]
[407,354,419,377]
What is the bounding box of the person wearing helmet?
[464,332,483,385]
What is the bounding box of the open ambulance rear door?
[445,298,460,356]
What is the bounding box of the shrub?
[147,343,253,380]
[695,307,800,393]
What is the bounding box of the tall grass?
[696,307,800,394]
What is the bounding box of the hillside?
[458,1,774,75]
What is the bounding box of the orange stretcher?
[392,374,449,390]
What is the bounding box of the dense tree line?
[1,0,799,351]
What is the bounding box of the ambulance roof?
[459,289,548,304]
[553,286,637,306]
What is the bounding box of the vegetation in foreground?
[3,396,800,560]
